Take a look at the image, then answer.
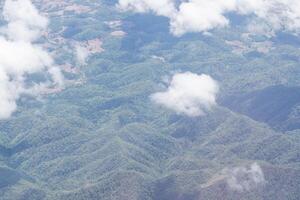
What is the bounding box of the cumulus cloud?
[224,163,266,192]
[170,0,237,36]
[151,72,219,117]
[0,0,64,119]
[118,0,300,36]
[1,0,48,41]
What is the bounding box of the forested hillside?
[0,0,299,199]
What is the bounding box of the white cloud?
[151,72,219,117]
[48,67,65,87]
[1,0,48,41]
[170,0,236,36]
[75,44,89,65]
[0,0,64,119]
[118,0,300,36]
[224,163,266,192]
[117,0,176,17]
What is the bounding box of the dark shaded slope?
[222,85,300,131]
[0,167,21,189]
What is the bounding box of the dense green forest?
[0,0,299,199]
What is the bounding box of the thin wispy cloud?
[224,163,266,192]
[75,44,89,66]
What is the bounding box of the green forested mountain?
[0,0,300,200]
